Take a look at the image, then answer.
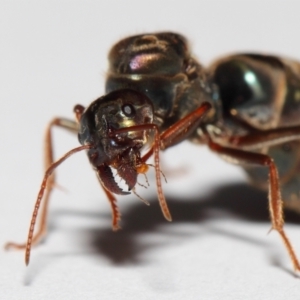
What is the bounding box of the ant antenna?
[25,144,92,266]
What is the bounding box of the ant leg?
[226,124,300,150]
[5,117,79,251]
[132,103,212,220]
[208,139,300,272]
[141,102,212,163]
[113,103,211,222]
[160,102,212,149]
[101,186,121,231]
[114,123,172,221]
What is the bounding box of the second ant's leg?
[208,139,300,271]
[5,117,78,250]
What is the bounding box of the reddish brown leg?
[134,102,212,220]
[113,123,172,221]
[160,103,212,149]
[101,186,122,231]
[208,139,300,271]
[5,117,79,252]
[228,124,300,150]
[141,102,212,163]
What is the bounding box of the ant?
[6,32,300,272]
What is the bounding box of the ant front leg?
[112,103,212,224]
[5,116,79,251]
[142,102,212,162]
[140,102,212,219]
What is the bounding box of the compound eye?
[121,103,135,117]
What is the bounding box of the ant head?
[78,89,154,194]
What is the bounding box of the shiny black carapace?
[6,32,300,271]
